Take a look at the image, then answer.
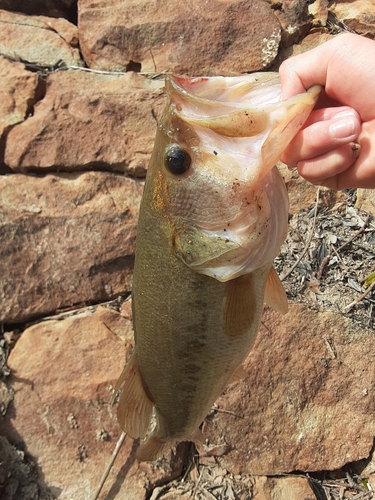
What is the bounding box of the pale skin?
[279,33,375,190]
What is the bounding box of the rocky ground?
[1,0,375,499]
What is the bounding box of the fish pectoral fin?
[115,351,153,440]
[136,436,171,462]
[264,266,288,314]
[229,364,247,384]
[223,274,257,338]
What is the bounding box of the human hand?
[279,33,375,190]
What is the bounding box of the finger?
[280,34,375,121]
[302,106,358,128]
[295,143,360,189]
[279,39,337,98]
[281,109,361,166]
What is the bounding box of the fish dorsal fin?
[115,351,153,440]
[136,436,171,462]
[264,266,288,314]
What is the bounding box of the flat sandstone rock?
[5,71,165,175]
[204,304,375,474]
[4,307,183,499]
[0,9,82,68]
[0,171,143,324]
[0,56,39,139]
[78,0,281,74]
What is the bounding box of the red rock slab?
[270,0,311,47]
[205,304,375,474]
[3,307,183,500]
[356,189,375,217]
[252,476,316,499]
[0,171,142,324]
[0,10,82,68]
[78,0,281,74]
[4,71,165,175]
[276,163,346,215]
[0,56,39,139]
[330,0,375,38]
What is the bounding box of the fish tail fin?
[113,351,154,439]
[264,265,288,314]
[136,436,171,462]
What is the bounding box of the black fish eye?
[164,145,191,175]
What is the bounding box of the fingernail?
[330,118,356,139]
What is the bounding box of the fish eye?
[164,145,191,175]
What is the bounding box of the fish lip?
[166,74,276,138]
[166,74,270,110]
[166,75,239,112]
[166,74,321,139]
[167,73,321,108]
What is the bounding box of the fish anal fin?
[229,364,247,384]
[115,351,153,440]
[190,427,206,455]
[136,436,171,462]
[191,427,205,446]
[264,266,288,314]
[223,274,256,337]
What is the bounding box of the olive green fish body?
[115,74,321,461]
[133,181,268,443]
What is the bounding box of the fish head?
[149,73,320,281]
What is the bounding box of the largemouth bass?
[114,73,320,461]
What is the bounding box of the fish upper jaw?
[166,74,321,183]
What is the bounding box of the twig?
[281,187,320,282]
[368,303,374,328]
[191,467,204,499]
[149,48,157,73]
[344,280,375,312]
[338,213,371,252]
[324,336,337,359]
[59,65,126,75]
[181,460,194,482]
[317,255,330,280]
[330,243,349,272]
[91,431,126,500]
[214,408,244,419]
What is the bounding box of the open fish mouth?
[165,73,320,182]
[161,73,321,281]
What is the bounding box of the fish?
[113,73,320,461]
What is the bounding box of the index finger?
[279,40,334,99]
